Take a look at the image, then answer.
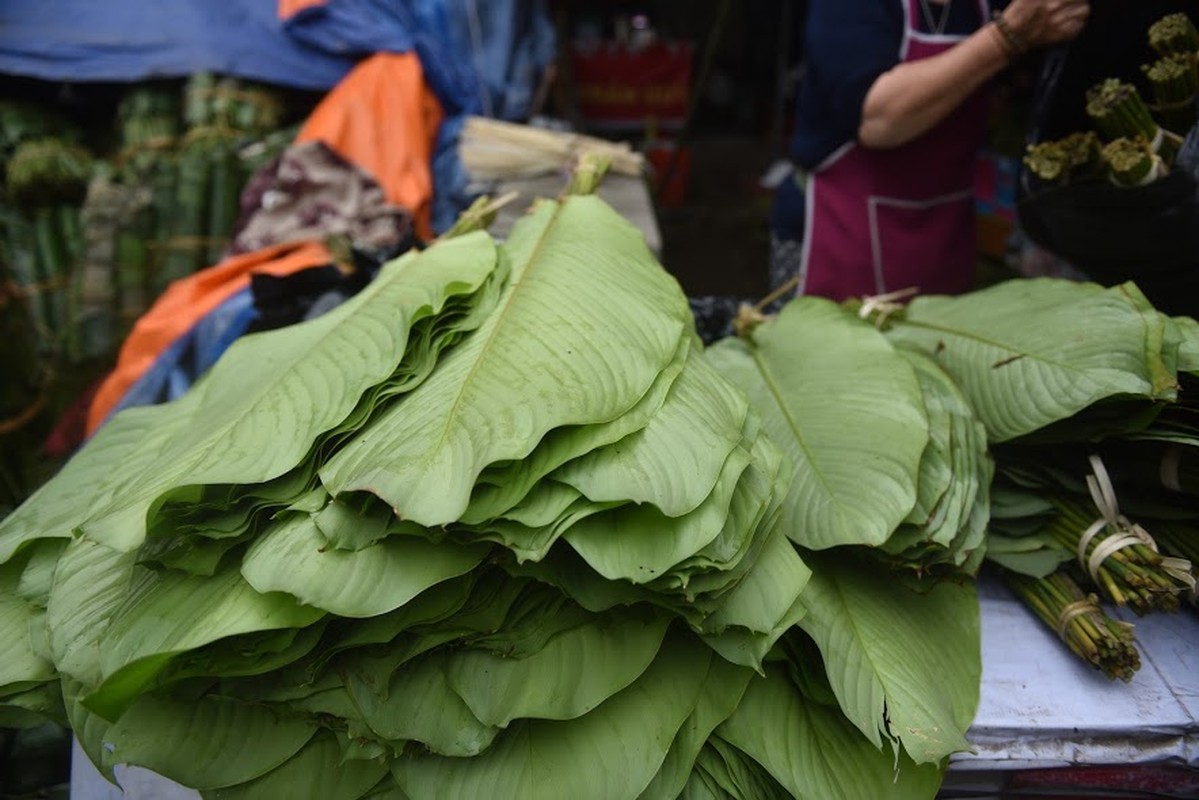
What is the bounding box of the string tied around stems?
[1055,595,1104,641]
[857,286,919,328]
[1078,454,1195,591]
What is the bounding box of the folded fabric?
[230,140,413,256]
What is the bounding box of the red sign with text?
[570,41,694,129]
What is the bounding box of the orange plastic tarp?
[296,52,443,241]
[86,240,332,435]
[278,0,326,17]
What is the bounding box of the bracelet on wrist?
[991,10,1031,59]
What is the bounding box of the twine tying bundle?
[857,287,919,328]
[1078,454,1195,591]
[1055,596,1102,640]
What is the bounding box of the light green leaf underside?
[86,562,324,719]
[77,232,499,551]
[445,611,671,726]
[391,633,711,800]
[718,669,943,800]
[706,297,928,550]
[241,514,487,618]
[556,350,749,517]
[345,650,499,757]
[564,440,751,583]
[206,732,389,800]
[1176,314,1199,374]
[638,656,755,800]
[887,278,1177,442]
[462,334,691,525]
[47,538,139,688]
[101,693,317,790]
[0,596,55,687]
[698,525,810,669]
[321,195,690,526]
[0,402,178,562]
[796,553,980,764]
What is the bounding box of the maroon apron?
[799,0,993,301]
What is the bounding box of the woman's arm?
[858,0,1091,148]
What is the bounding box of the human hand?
[1000,0,1090,49]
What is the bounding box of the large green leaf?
[705,297,928,550]
[658,436,788,598]
[698,524,809,669]
[444,609,671,726]
[0,595,54,687]
[63,676,115,782]
[46,538,138,687]
[391,632,711,800]
[345,649,500,757]
[795,553,980,764]
[321,196,691,526]
[240,514,488,617]
[690,736,793,800]
[101,693,317,790]
[207,732,389,800]
[86,562,324,719]
[638,657,754,800]
[0,402,178,562]
[461,335,691,526]
[1177,315,1199,374]
[72,232,499,551]
[718,669,943,800]
[555,351,749,517]
[886,279,1179,442]
[564,440,751,583]
[0,537,68,607]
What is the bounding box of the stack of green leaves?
[708,297,992,579]
[877,278,1197,673]
[3,184,951,798]
[702,297,985,782]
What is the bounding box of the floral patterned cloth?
[229,139,414,257]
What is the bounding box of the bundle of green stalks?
[1101,136,1165,187]
[1004,570,1141,681]
[151,73,287,290]
[116,85,181,174]
[1149,12,1199,57]
[4,138,93,359]
[1023,131,1101,184]
[1086,79,1181,164]
[1045,493,1193,614]
[1143,54,1199,135]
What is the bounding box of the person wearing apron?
[772,0,1091,302]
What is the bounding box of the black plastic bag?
[1016,3,1199,318]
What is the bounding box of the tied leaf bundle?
[1143,54,1199,135]
[116,86,180,174]
[1023,131,1101,184]
[1042,492,1192,614]
[1149,12,1199,57]
[2,173,972,799]
[1003,570,1139,681]
[4,137,93,359]
[1101,136,1165,187]
[1086,79,1158,140]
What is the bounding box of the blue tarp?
[0,0,356,90]
[282,0,554,119]
[2,0,554,233]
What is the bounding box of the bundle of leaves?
[2,175,982,799]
